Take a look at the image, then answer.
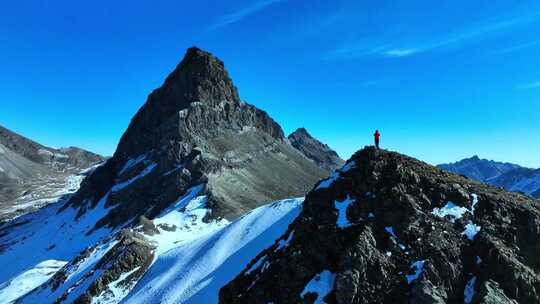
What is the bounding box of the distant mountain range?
[438,155,540,199]
[0,125,105,220]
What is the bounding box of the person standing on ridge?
[374,130,381,149]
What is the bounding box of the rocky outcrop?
[22,230,155,304]
[66,47,328,230]
[220,147,540,303]
[0,125,104,220]
[288,128,344,171]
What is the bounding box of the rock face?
[220,147,540,303]
[439,156,540,199]
[288,128,344,171]
[66,47,328,230]
[438,155,521,182]
[0,125,104,220]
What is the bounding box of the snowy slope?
[0,193,115,303]
[122,197,303,304]
[0,180,303,304]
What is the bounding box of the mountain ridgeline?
[0,125,104,220]
[439,156,540,199]
[288,128,345,171]
[220,147,540,304]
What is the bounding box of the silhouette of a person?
[374,130,381,149]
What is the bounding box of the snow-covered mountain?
[0,125,104,221]
[0,47,338,304]
[0,185,302,303]
[438,155,521,181]
[439,156,540,198]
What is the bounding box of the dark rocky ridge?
[220,147,540,303]
[288,128,345,171]
[66,47,328,228]
[0,125,104,219]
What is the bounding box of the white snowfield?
[0,179,304,304]
[0,260,67,304]
[123,196,303,304]
[0,192,115,304]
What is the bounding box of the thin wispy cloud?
[518,81,540,90]
[490,39,540,55]
[211,0,281,29]
[383,48,419,58]
[327,12,540,60]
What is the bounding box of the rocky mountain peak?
[220,147,540,303]
[115,47,243,157]
[291,127,309,136]
[288,127,344,171]
[66,47,327,229]
[161,46,240,105]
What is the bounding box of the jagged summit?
[66,47,327,228]
[288,127,344,171]
[221,147,540,303]
[115,47,249,157]
[0,48,331,303]
[162,47,236,97]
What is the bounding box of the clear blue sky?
[1,0,539,167]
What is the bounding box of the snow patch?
[471,194,479,212]
[432,202,469,222]
[300,270,336,304]
[112,163,157,192]
[334,196,355,228]
[406,260,425,284]
[462,222,481,240]
[316,171,340,190]
[163,165,184,176]
[385,226,398,238]
[245,256,267,275]
[340,161,357,173]
[464,276,477,303]
[119,155,146,175]
[316,161,357,190]
[385,227,407,251]
[276,230,294,252]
